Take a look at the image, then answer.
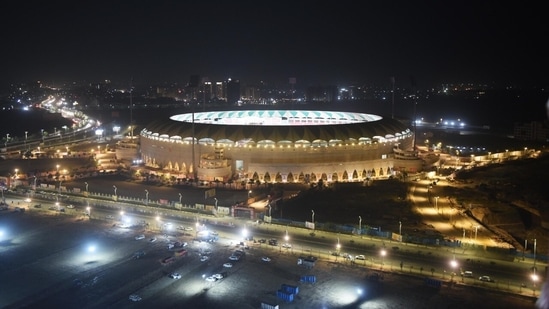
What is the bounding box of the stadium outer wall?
[138,110,423,183]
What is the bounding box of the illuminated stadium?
[139,110,422,183]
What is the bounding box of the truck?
[297,256,316,268]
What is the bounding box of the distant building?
[306,85,338,103]
[226,79,241,105]
[513,121,549,141]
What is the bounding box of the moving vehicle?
[479,275,492,282]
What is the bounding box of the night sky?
[1,1,547,88]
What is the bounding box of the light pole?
[533,238,537,272]
[145,189,149,205]
[358,216,362,234]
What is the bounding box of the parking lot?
[0,200,539,309]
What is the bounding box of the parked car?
[213,273,225,279]
[169,272,181,279]
[205,276,217,282]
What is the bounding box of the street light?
[145,189,149,205]
[380,249,386,268]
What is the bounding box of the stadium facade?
[139,110,422,183]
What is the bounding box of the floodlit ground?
[0,209,538,309]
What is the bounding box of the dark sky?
[2,1,547,88]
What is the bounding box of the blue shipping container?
[276,290,294,302]
[281,284,299,295]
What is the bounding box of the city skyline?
[2,1,547,89]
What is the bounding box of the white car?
[213,273,224,279]
[169,272,181,279]
[223,262,233,268]
[129,294,142,302]
[205,276,217,282]
[135,234,145,240]
[261,256,271,262]
[479,275,492,282]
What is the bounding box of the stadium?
[139,110,422,184]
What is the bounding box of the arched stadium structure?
[139,110,423,184]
